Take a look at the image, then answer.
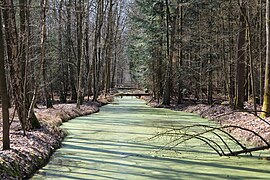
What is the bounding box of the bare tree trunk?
[19,0,28,127]
[3,0,24,131]
[0,8,10,150]
[111,3,120,89]
[260,0,264,105]
[3,0,40,133]
[40,0,52,108]
[235,1,246,109]
[67,0,77,101]
[238,4,257,114]
[246,23,257,115]
[104,0,114,96]
[262,0,270,117]
[58,0,67,103]
[85,1,92,101]
[228,0,235,106]
[207,0,213,105]
[157,9,164,103]
[92,0,104,102]
[208,50,213,105]
[21,0,40,130]
[2,0,40,132]
[76,0,84,108]
[162,0,172,105]
[177,2,183,104]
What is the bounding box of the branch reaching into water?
[152,124,270,156]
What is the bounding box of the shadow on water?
[38,160,263,180]
[57,143,270,174]
[33,97,270,180]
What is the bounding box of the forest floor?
[0,97,112,179]
[142,96,270,148]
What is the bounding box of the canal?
[33,97,270,179]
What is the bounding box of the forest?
[1,0,270,179]
[129,0,268,109]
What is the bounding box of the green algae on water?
[32,97,270,180]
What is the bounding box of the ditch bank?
[0,99,109,180]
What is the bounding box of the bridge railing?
[113,81,141,89]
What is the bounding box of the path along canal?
[33,97,270,179]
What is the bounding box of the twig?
[9,105,17,126]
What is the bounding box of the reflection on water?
[33,97,270,180]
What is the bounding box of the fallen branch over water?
[151,124,270,157]
[224,145,270,156]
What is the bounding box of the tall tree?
[260,0,264,105]
[104,0,115,96]
[40,0,52,108]
[162,0,172,105]
[228,0,236,106]
[92,0,104,101]
[76,0,84,108]
[235,1,247,109]
[3,0,40,133]
[58,0,68,103]
[66,0,77,101]
[0,7,10,150]
[262,0,270,117]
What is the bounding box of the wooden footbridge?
[114,87,151,97]
[114,92,151,97]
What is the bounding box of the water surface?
[33,97,270,179]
